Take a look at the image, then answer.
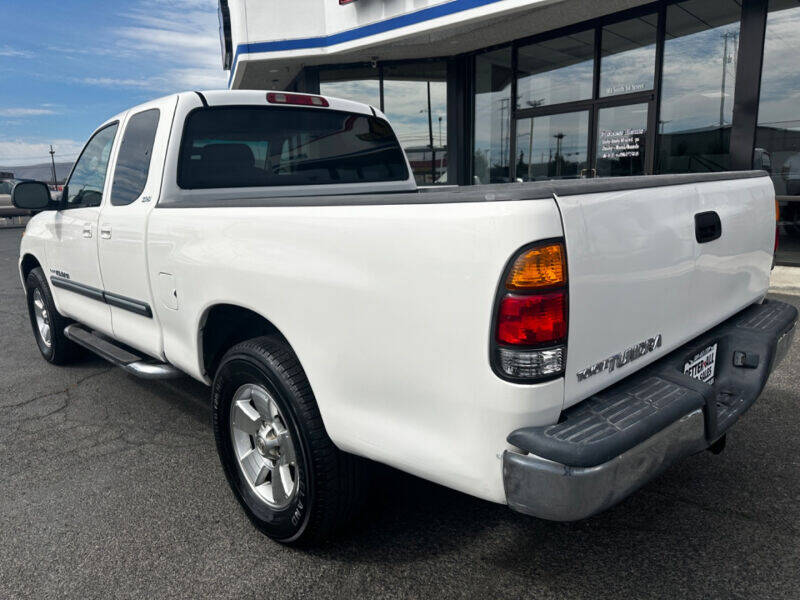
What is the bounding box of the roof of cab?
[93,89,384,137]
[194,90,379,118]
[97,92,181,130]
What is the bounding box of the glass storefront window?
[596,103,648,177]
[657,0,742,174]
[473,49,512,184]
[757,0,800,266]
[600,15,657,97]
[319,67,380,108]
[383,63,447,185]
[515,111,589,181]
[517,30,594,109]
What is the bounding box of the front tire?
[25,267,82,365]
[212,336,363,544]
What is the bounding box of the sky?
[0,0,227,166]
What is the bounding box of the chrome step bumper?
[503,299,797,521]
[64,324,182,380]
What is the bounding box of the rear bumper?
[503,299,797,521]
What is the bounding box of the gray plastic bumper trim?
[503,299,797,522]
[157,171,768,209]
[51,276,153,318]
[503,409,707,522]
[772,322,795,371]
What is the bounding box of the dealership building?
[219,0,800,265]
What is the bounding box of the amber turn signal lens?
[506,243,565,290]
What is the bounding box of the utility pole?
[527,118,534,182]
[499,97,508,169]
[49,145,57,186]
[719,32,737,127]
[554,132,564,177]
[427,81,435,183]
[524,100,545,181]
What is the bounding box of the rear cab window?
[177,106,408,189]
[111,109,160,206]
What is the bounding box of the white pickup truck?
[12,90,797,544]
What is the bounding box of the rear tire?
[25,267,82,365]
[212,336,364,544]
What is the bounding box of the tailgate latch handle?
[694,211,722,243]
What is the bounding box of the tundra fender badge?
[49,269,70,279]
[576,334,662,382]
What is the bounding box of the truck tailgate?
[555,172,775,409]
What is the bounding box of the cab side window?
[64,123,118,209]
[111,109,160,206]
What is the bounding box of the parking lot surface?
[1,227,798,599]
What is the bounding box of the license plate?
[684,343,718,384]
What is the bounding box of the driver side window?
[64,122,118,209]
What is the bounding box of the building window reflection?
[657,0,742,174]
[517,30,595,109]
[757,0,800,265]
[383,63,448,185]
[599,15,657,97]
[318,67,380,108]
[596,103,648,177]
[515,111,589,181]
[473,49,512,184]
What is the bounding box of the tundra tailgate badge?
[577,334,662,382]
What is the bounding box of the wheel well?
[201,304,286,378]
[20,254,41,286]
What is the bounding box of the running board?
[63,324,182,380]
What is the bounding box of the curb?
[769,286,800,296]
[770,266,800,296]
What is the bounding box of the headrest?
[200,143,255,169]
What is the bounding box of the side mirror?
[11,181,54,210]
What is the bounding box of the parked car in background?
[1,178,32,219]
[11,90,797,545]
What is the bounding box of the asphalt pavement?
[1,226,798,599]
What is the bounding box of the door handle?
[82,223,93,238]
[100,225,112,240]
[695,211,722,243]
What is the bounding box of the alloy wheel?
[229,383,298,509]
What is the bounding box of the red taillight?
[266,92,329,107]
[497,292,567,346]
[491,240,568,382]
